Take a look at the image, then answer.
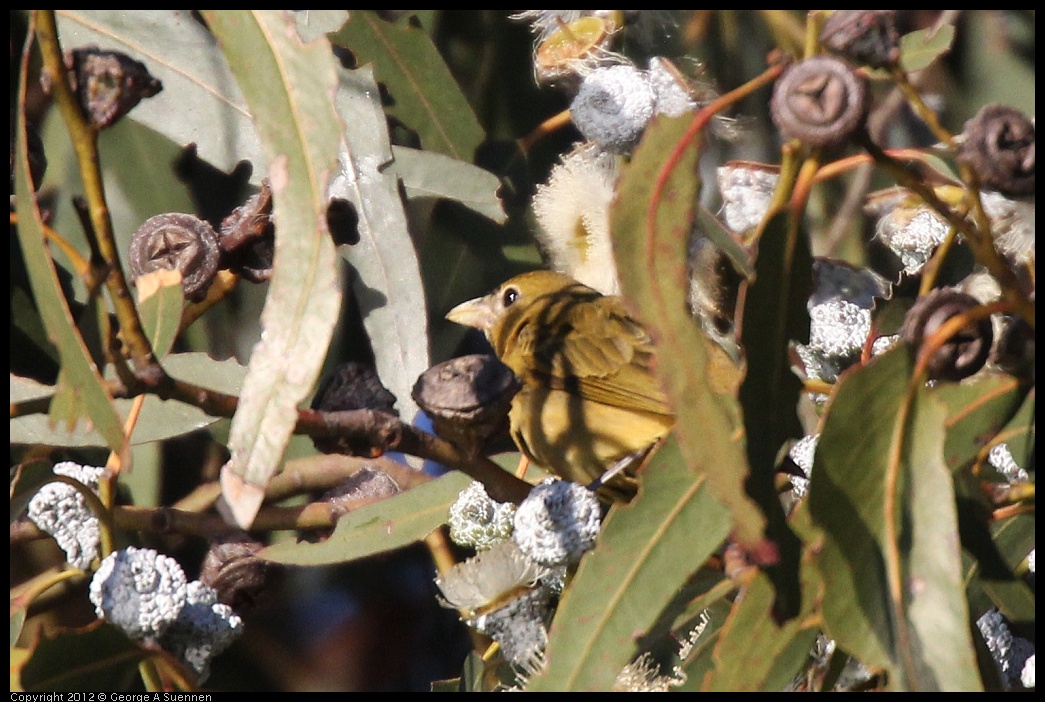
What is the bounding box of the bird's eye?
[502,287,519,307]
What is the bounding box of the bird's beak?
[446,295,495,332]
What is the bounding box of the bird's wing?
[512,294,673,417]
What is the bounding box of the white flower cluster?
[447,480,517,550]
[435,539,555,667]
[877,207,950,276]
[89,546,243,683]
[27,461,105,570]
[868,187,1035,278]
[438,478,604,667]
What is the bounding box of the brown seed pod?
[819,10,900,69]
[900,287,994,382]
[199,536,273,613]
[412,354,521,457]
[219,179,274,283]
[991,293,1034,382]
[770,55,868,148]
[321,465,401,517]
[129,213,221,301]
[310,362,399,456]
[66,47,162,129]
[959,104,1035,197]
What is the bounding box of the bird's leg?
[514,454,531,480]
[586,446,652,493]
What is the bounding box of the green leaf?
[526,436,731,691]
[330,11,485,161]
[735,207,811,619]
[204,10,344,529]
[963,513,1035,626]
[11,353,247,448]
[702,505,822,691]
[392,145,507,224]
[259,471,472,565]
[611,113,769,558]
[10,608,27,650]
[14,47,125,459]
[55,10,269,185]
[18,621,149,692]
[933,372,1029,472]
[134,271,185,359]
[810,346,983,691]
[899,25,956,73]
[694,204,755,279]
[328,65,430,423]
[992,387,1035,471]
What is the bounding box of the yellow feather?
[446,270,674,501]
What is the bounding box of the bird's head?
[446,270,595,355]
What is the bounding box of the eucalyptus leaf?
[330,11,485,161]
[811,347,983,691]
[527,437,731,691]
[55,10,268,185]
[932,372,1028,473]
[10,353,247,448]
[203,10,344,530]
[611,114,769,558]
[259,471,472,565]
[18,621,150,692]
[900,25,956,74]
[702,505,822,691]
[392,145,507,224]
[328,66,430,423]
[14,49,125,458]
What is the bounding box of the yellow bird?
[445,270,674,501]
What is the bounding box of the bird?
[445,269,674,501]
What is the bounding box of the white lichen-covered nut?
[871,334,901,356]
[787,434,819,498]
[571,64,656,153]
[160,581,244,683]
[876,207,950,275]
[808,299,872,359]
[977,607,1036,690]
[447,481,517,550]
[716,163,780,235]
[26,461,105,570]
[89,546,188,642]
[513,479,602,566]
[435,540,547,614]
[648,56,697,118]
[988,443,1030,484]
[531,144,620,295]
[473,585,554,667]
